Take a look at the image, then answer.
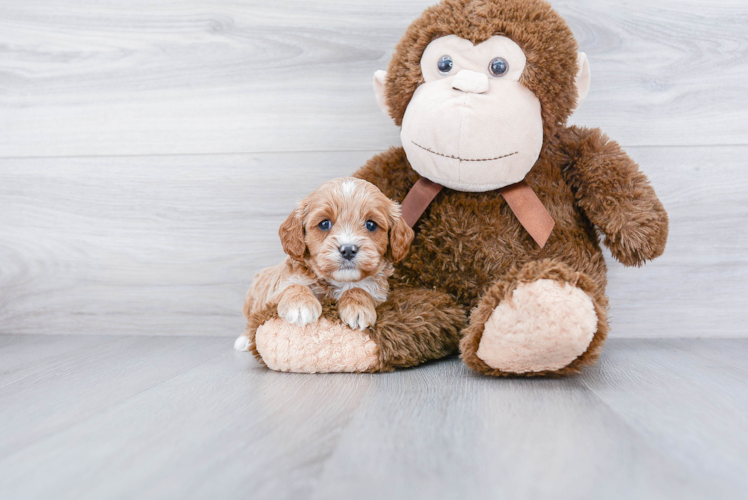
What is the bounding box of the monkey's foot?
[253,318,379,373]
[478,279,596,373]
[461,261,608,377]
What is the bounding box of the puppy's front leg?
[277,284,322,327]
[338,288,378,330]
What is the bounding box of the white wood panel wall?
[1,0,746,337]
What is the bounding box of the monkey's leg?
[460,259,609,377]
[243,287,465,373]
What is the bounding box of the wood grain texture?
[0,336,746,500]
[582,338,748,499]
[1,0,746,158]
[0,151,371,336]
[605,145,748,337]
[311,359,722,500]
[1,146,745,338]
[0,335,373,500]
[0,335,228,459]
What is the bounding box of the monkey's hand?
[338,288,378,330]
[561,126,669,267]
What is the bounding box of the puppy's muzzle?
[339,244,358,261]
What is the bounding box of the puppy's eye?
[437,55,453,75]
[488,57,509,77]
[365,220,378,232]
[318,220,332,231]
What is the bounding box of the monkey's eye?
[365,220,378,232]
[488,57,509,77]
[318,220,332,231]
[437,55,453,75]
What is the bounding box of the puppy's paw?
[278,295,322,327]
[339,301,377,331]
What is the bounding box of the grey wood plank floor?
[0,335,746,500]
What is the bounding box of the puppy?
[234,178,414,351]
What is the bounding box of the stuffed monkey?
[239,0,668,376]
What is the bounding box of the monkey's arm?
[560,126,668,267]
[353,146,420,203]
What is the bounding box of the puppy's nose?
[339,244,358,261]
[452,69,489,94]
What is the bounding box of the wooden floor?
[0,335,746,500]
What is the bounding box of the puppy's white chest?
[325,277,388,304]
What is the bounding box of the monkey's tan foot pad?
[254,318,379,373]
[476,279,597,374]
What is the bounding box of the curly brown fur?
[348,0,667,377]
[560,126,669,266]
[238,177,414,340]
[251,0,667,377]
[459,259,609,377]
[356,145,610,310]
[370,288,466,370]
[355,144,612,376]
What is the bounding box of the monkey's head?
[373,0,591,192]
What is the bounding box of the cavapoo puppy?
[234,177,413,351]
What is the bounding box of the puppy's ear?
[388,203,414,263]
[279,205,306,261]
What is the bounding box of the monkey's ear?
[574,52,591,111]
[373,70,391,117]
[278,206,306,261]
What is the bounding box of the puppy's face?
[279,178,414,282]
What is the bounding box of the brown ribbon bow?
[400,177,555,248]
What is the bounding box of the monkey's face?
[402,35,543,191]
[373,30,590,193]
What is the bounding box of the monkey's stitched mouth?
[411,141,518,162]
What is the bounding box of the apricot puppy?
[235,178,414,351]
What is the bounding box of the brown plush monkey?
[240,0,668,376]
